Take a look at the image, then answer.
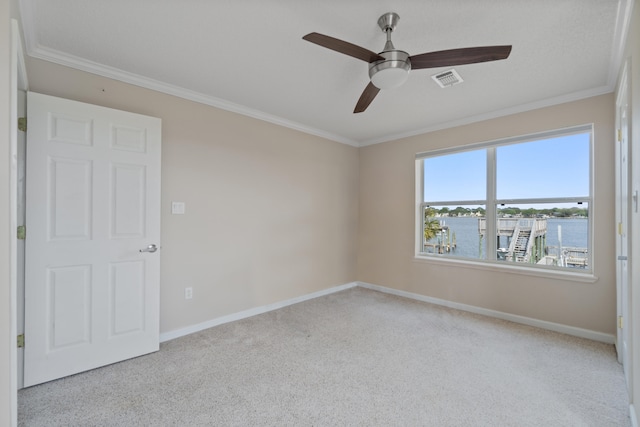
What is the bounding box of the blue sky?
[423,132,590,205]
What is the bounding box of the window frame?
[415,124,595,278]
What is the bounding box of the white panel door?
[24,92,161,387]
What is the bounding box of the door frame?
[615,59,631,380]
[10,17,29,425]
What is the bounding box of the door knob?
[139,244,158,253]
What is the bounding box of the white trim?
[10,19,21,427]
[415,159,424,256]
[415,124,594,159]
[608,0,635,88]
[360,86,613,146]
[160,280,613,346]
[631,404,638,427]
[17,0,630,149]
[24,46,360,148]
[412,255,599,283]
[357,281,615,344]
[15,30,28,91]
[159,282,358,343]
[22,41,616,149]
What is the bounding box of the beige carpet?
[19,287,630,426]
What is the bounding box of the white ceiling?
[19,0,632,146]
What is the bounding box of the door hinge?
[618,222,622,235]
[618,316,624,329]
[17,225,25,240]
[17,334,24,348]
[18,117,26,132]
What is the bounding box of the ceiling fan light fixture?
[371,67,410,89]
[369,50,411,89]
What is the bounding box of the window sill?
[412,254,598,283]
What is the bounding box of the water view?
[425,217,588,265]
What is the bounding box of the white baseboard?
[159,282,358,342]
[161,280,615,345]
[357,281,615,344]
[631,404,638,427]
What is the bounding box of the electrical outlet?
[184,287,193,300]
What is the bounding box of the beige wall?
[25,57,618,338]
[25,58,359,334]
[358,94,616,334]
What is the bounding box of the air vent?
[431,69,463,88]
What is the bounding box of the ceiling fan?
[302,12,512,113]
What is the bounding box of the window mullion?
[486,147,497,260]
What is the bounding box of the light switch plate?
[171,202,185,214]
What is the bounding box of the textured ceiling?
[19,0,632,146]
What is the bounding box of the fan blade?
[303,32,385,63]
[354,82,380,113]
[410,45,512,70]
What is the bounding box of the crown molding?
[360,0,634,147]
[19,0,630,149]
[358,85,615,146]
[23,43,360,147]
[21,43,619,150]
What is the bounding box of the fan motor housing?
[369,50,411,89]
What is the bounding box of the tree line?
[426,206,588,218]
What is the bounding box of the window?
[416,125,592,273]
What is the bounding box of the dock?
[423,216,588,268]
[539,247,589,268]
[478,218,548,263]
[423,224,457,254]
[477,218,588,267]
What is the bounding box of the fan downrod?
[369,12,410,90]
